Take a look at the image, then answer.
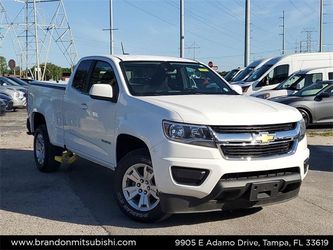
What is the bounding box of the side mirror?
[315,92,330,101]
[231,84,243,95]
[89,84,113,101]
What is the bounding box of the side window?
[328,72,333,80]
[270,64,289,85]
[89,60,119,101]
[312,73,322,83]
[257,64,289,87]
[304,73,323,88]
[90,61,117,87]
[72,60,93,93]
[324,85,333,96]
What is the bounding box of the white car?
[27,55,309,222]
[239,52,333,95]
[252,67,333,99]
[0,77,27,108]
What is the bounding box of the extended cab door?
[64,60,95,157]
[64,59,119,168]
[82,60,119,167]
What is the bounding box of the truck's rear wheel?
[114,149,168,222]
[33,125,63,172]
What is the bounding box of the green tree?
[0,56,8,75]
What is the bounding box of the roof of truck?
[111,55,197,63]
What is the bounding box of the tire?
[113,148,168,222]
[298,109,311,127]
[33,124,63,172]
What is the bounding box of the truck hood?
[139,95,301,125]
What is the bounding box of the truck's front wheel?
[114,149,168,222]
[33,125,63,172]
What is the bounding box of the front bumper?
[151,136,309,213]
[159,172,301,213]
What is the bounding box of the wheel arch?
[296,107,313,124]
[116,134,150,163]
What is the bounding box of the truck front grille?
[211,122,300,160]
[220,141,294,158]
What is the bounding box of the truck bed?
[28,81,67,148]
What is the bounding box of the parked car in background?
[231,58,272,84]
[0,99,6,115]
[6,76,29,88]
[252,67,333,99]
[0,78,27,109]
[20,78,35,84]
[223,67,243,82]
[238,52,333,94]
[271,80,333,126]
[0,93,14,111]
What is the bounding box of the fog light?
[171,166,209,186]
[304,158,310,174]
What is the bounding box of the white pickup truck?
[27,55,309,222]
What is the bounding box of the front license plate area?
[249,181,281,201]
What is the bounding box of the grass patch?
[307,130,333,137]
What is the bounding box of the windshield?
[121,61,235,96]
[232,67,254,82]
[246,64,273,82]
[224,69,240,81]
[294,82,330,97]
[276,74,305,90]
[0,77,20,86]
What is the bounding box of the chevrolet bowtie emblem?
[255,132,276,143]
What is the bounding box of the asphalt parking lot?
[0,110,332,235]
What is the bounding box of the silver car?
[0,77,27,108]
[271,80,333,127]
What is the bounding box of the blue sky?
[1,0,332,70]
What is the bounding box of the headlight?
[298,119,306,141]
[256,93,270,99]
[162,121,216,148]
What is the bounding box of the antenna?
[121,42,129,55]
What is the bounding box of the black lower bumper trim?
[160,173,301,214]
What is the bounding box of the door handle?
[81,103,88,110]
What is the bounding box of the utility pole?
[244,0,250,67]
[103,0,118,55]
[109,0,114,54]
[180,0,184,58]
[319,0,323,52]
[279,10,285,55]
[32,0,40,80]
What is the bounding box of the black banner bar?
[1,235,332,250]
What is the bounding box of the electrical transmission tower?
[302,30,316,53]
[12,0,78,80]
[185,41,200,60]
[0,1,10,48]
